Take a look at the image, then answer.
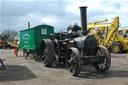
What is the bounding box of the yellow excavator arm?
[87,16,119,47]
[104,17,119,46]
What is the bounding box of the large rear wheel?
[66,48,81,76]
[94,46,111,72]
[40,39,55,67]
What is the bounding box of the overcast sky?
[1,0,128,33]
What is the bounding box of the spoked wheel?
[23,49,29,59]
[66,48,81,76]
[42,49,49,65]
[40,39,55,67]
[94,46,111,72]
[23,49,26,57]
[24,52,29,59]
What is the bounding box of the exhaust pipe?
[80,6,87,32]
[28,22,30,29]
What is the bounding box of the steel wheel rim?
[42,49,48,64]
[97,58,107,70]
[67,54,76,74]
[97,49,107,70]
[113,45,119,52]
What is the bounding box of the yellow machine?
[116,28,128,52]
[0,40,17,49]
[0,41,4,48]
[0,41,7,49]
[87,17,128,53]
[10,41,17,47]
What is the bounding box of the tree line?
[0,29,19,41]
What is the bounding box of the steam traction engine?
[40,7,111,76]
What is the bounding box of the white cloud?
[66,0,128,29]
[1,0,70,1]
[66,0,103,15]
[1,0,71,32]
[1,0,128,34]
[40,16,57,24]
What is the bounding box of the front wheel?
[66,48,81,76]
[94,46,111,72]
[112,42,122,53]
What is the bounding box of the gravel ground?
[0,49,128,85]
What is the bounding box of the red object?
[127,55,128,58]
[14,46,18,56]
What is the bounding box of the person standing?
[14,40,20,56]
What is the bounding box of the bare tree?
[0,29,19,41]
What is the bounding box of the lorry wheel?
[41,39,55,67]
[23,49,25,57]
[66,48,81,76]
[112,42,122,53]
[23,49,29,59]
[24,52,29,59]
[94,46,111,72]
